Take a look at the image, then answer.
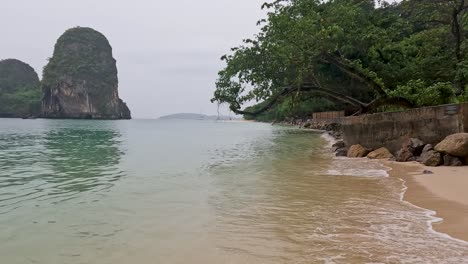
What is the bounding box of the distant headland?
[158,113,239,120]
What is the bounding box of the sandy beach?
[384,161,468,242]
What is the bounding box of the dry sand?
[383,161,468,242]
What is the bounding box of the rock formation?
[0,59,41,117]
[367,147,394,159]
[41,27,131,119]
[435,133,468,157]
[419,150,442,167]
[347,144,370,158]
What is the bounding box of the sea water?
[0,119,467,263]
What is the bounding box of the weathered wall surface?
[313,111,345,119]
[342,103,468,153]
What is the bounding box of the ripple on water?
[0,121,126,214]
[0,121,468,263]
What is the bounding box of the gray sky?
[1,0,265,118]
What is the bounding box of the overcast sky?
[0,0,265,118]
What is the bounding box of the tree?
[212,0,465,119]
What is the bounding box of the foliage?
[212,0,468,120]
[245,96,338,121]
[388,80,455,107]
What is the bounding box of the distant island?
[0,26,131,120]
[0,59,41,118]
[42,27,131,119]
[158,113,240,120]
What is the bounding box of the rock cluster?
[367,147,394,159]
[280,118,468,168]
[338,133,468,167]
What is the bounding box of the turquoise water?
[0,119,467,263]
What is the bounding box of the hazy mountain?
[158,113,239,120]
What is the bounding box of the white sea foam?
[320,132,337,148]
[322,140,468,253]
[325,156,390,178]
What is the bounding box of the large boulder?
[435,133,468,157]
[367,147,394,159]
[347,144,370,158]
[0,59,41,117]
[443,154,463,167]
[41,27,131,119]
[420,150,442,167]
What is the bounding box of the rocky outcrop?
[347,144,370,158]
[367,147,394,159]
[396,149,416,162]
[336,148,348,157]
[421,144,433,154]
[395,138,425,162]
[332,141,345,151]
[435,133,468,157]
[443,154,463,166]
[41,27,131,119]
[0,59,41,117]
[419,150,442,167]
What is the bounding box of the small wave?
[324,157,389,178]
[395,176,468,246]
[320,132,337,148]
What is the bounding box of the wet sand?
[384,160,468,242]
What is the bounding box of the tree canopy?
[212,0,468,120]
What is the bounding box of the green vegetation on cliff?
[42,27,131,119]
[212,0,468,121]
[0,59,41,117]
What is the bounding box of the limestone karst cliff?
[0,59,41,117]
[41,27,131,119]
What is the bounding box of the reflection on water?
[0,120,124,214]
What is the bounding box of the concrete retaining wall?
[342,103,468,153]
[313,111,345,119]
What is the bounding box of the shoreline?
[383,160,468,243]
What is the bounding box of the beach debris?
[347,144,370,158]
[443,154,463,167]
[419,150,442,167]
[422,170,434,174]
[335,148,348,157]
[367,147,394,159]
[435,133,468,157]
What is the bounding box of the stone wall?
[342,103,468,153]
[313,111,345,119]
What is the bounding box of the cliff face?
[41,27,131,119]
[0,59,41,117]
